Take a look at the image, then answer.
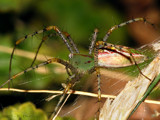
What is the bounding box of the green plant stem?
[128,73,160,119]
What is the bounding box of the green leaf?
[0,102,48,120]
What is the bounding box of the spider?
[0,17,152,119]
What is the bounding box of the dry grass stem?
[0,88,159,105]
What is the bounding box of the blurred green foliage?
[0,102,48,120]
[0,0,31,12]
[0,102,75,120]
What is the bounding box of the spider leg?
[9,26,74,86]
[66,66,72,77]
[89,28,98,55]
[46,26,74,53]
[30,33,56,67]
[1,58,77,88]
[50,72,82,119]
[103,17,153,42]
[9,29,47,79]
[31,30,79,68]
[63,31,79,53]
[51,93,71,120]
[9,26,74,75]
[94,45,102,117]
[95,67,102,103]
[50,81,73,120]
[4,54,80,119]
[129,53,151,81]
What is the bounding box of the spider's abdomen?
[98,47,146,68]
[69,54,94,72]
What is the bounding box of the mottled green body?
[69,54,94,72]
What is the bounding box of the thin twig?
[0,88,159,105]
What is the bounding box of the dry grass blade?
[99,40,160,120]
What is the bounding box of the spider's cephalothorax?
[69,53,94,72]
[0,17,153,120]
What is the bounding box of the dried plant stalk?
[99,40,160,120]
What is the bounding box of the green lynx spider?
[0,17,152,119]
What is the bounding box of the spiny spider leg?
[1,58,77,88]
[7,27,82,119]
[50,60,95,119]
[129,53,151,81]
[53,74,79,119]
[63,31,80,53]
[9,26,74,81]
[30,33,56,67]
[103,17,152,42]
[51,93,71,120]
[50,72,85,119]
[46,26,74,53]
[50,80,74,120]
[31,31,79,68]
[89,28,99,55]
[94,45,102,117]
[4,54,80,119]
